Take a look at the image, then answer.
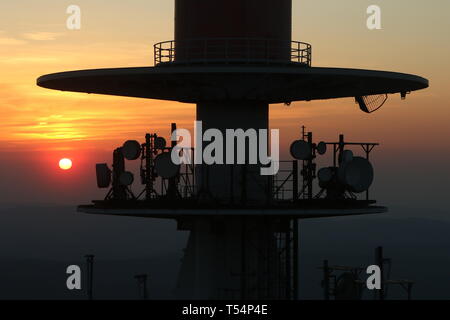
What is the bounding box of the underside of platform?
[77,204,387,219]
[37,65,428,104]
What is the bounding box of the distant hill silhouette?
[0,206,448,299]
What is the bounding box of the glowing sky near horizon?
[0,0,449,211]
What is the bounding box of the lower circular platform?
[37,65,428,104]
[77,205,387,219]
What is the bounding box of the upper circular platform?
[37,65,429,104]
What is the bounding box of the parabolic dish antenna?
[119,171,134,186]
[96,163,111,188]
[316,141,327,155]
[154,137,167,150]
[339,150,354,164]
[318,167,333,183]
[122,140,142,160]
[340,156,374,193]
[290,140,312,160]
[154,152,180,179]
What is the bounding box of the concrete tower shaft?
[174,0,293,62]
[175,0,292,41]
[174,0,293,203]
[196,101,270,205]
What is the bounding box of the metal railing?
[154,38,312,66]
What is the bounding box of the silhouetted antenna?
[141,133,158,200]
[339,149,354,164]
[119,171,135,186]
[320,260,364,301]
[334,272,363,300]
[95,123,188,202]
[322,260,331,300]
[122,140,142,160]
[291,126,316,200]
[154,136,167,150]
[374,246,415,300]
[154,153,180,179]
[290,140,312,160]
[321,247,415,300]
[374,246,386,300]
[85,254,94,300]
[96,164,111,188]
[112,147,133,200]
[316,141,327,155]
[338,157,374,194]
[385,279,414,300]
[168,123,179,199]
[318,167,333,184]
[290,127,377,201]
[97,146,137,201]
[355,94,388,113]
[134,274,149,300]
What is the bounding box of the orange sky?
[0,0,449,212]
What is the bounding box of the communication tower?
[37,0,428,299]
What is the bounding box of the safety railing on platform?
[154,38,312,66]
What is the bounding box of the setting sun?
[59,158,73,170]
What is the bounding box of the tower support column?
[176,216,295,300]
[195,101,270,205]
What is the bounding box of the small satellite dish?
[154,137,167,150]
[154,152,180,179]
[96,163,111,188]
[343,157,374,193]
[119,171,134,186]
[122,140,141,160]
[316,141,327,155]
[318,167,333,183]
[290,140,312,160]
[339,150,354,164]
